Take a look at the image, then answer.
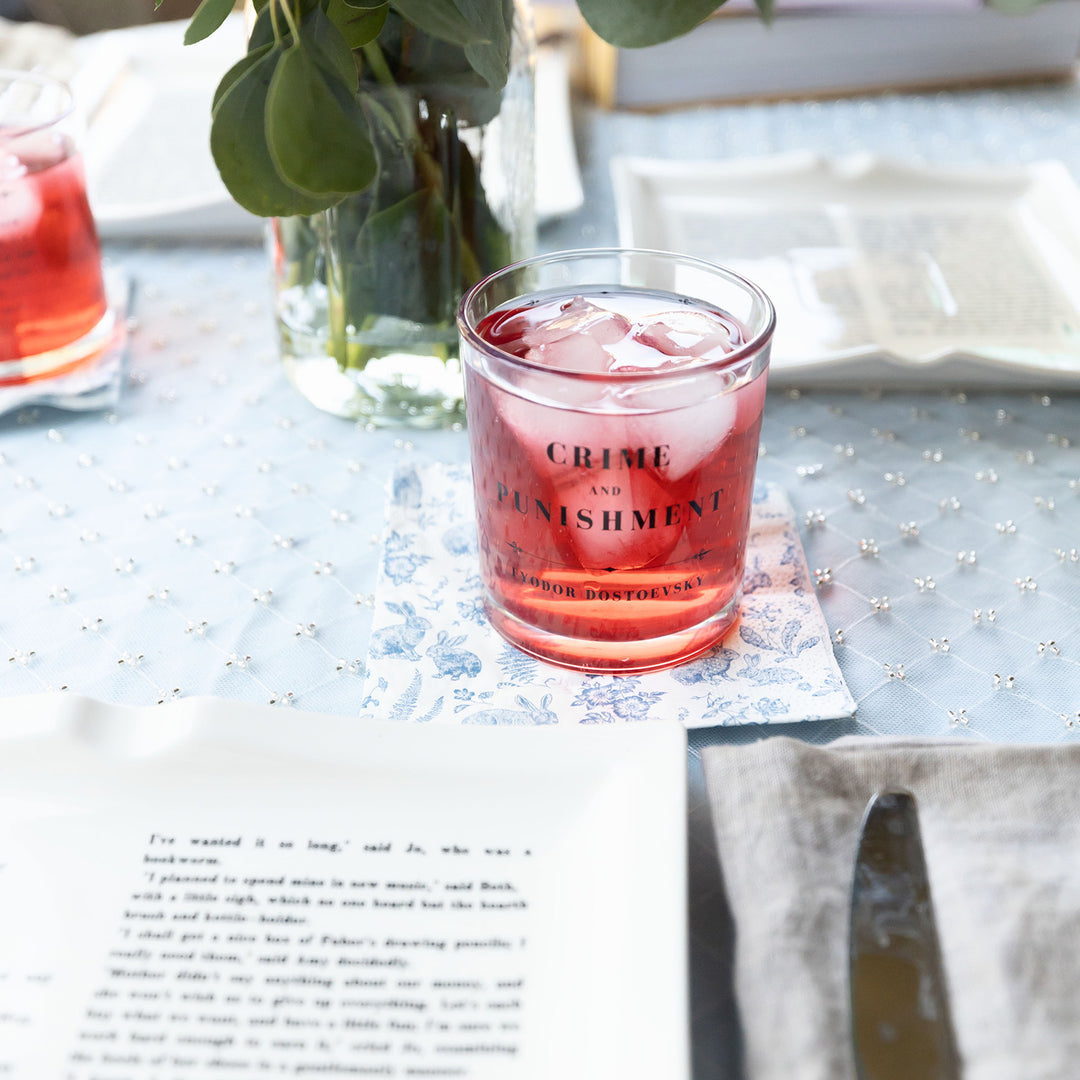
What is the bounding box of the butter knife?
[849,790,962,1080]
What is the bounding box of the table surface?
[3,77,1080,1080]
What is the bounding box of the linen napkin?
[360,463,854,726]
[699,737,1080,1080]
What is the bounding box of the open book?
[0,694,687,1079]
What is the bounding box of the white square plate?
[0,693,688,1079]
[613,152,1080,387]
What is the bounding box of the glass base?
[0,306,117,388]
[282,352,466,427]
[483,592,742,675]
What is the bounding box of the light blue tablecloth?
[3,80,1080,1080]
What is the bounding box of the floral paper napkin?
[360,463,854,727]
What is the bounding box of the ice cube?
[522,295,631,350]
[524,329,612,374]
[633,309,736,360]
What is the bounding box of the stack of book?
[578,0,1080,109]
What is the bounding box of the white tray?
[613,152,1080,387]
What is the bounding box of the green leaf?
[576,0,722,47]
[210,47,337,217]
[212,43,274,116]
[184,0,237,45]
[753,0,775,21]
[390,0,487,46]
[462,0,511,88]
[306,4,360,88]
[266,40,377,197]
[326,0,388,48]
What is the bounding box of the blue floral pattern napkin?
[360,463,854,727]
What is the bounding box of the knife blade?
[849,789,962,1080]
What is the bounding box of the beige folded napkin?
[700,737,1080,1080]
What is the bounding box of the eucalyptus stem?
[359,39,482,285]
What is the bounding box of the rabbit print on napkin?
[359,464,854,729]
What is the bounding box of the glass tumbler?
[458,248,775,674]
[0,68,109,386]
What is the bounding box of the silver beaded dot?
[272,534,295,549]
[1037,641,1060,656]
[234,505,256,518]
[46,428,64,443]
[1054,548,1079,564]
[156,688,182,704]
[995,520,1017,535]
[225,653,251,669]
[870,596,891,613]
[884,662,905,679]
[1048,433,1072,448]
[939,496,962,512]
[871,428,896,442]
[213,560,235,575]
[252,588,273,604]
[813,567,833,588]
[795,463,823,479]
[336,659,362,675]
[1034,496,1056,511]
[13,555,35,573]
[921,448,945,463]
[330,508,352,523]
[1015,576,1038,592]
[117,652,143,667]
[47,501,69,518]
[48,585,70,603]
[1016,449,1036,466]
[859,538,879,557]
[930,637,950,652]
[847,489,867,506]
[975,468,999,483]
[313,561,334,575]
[185,620,208,637]
[947,708,970,727]
[972,608,996,623]
[355,593,375,607]
[81,617,103,632]
[147,587,170,601]
[898,521,919,539]
[291,482,311,496]
[956,550,977,566]
[884,471,906,487]
[833,629,845,645]
[914,576,936,592]
[114,556,136,574]
[143,503,165,520]
[79,529,101,543]
[804,509,827,529]
[295,623,316,638]
[175,530,197,547]
[8,649,35,666]
[14,474,37,490]
[834,443,856,459]
[269,691,294,707]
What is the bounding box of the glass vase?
[269,2,536,428]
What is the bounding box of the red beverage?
[1,74,107,385]
[461,263,773,674]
